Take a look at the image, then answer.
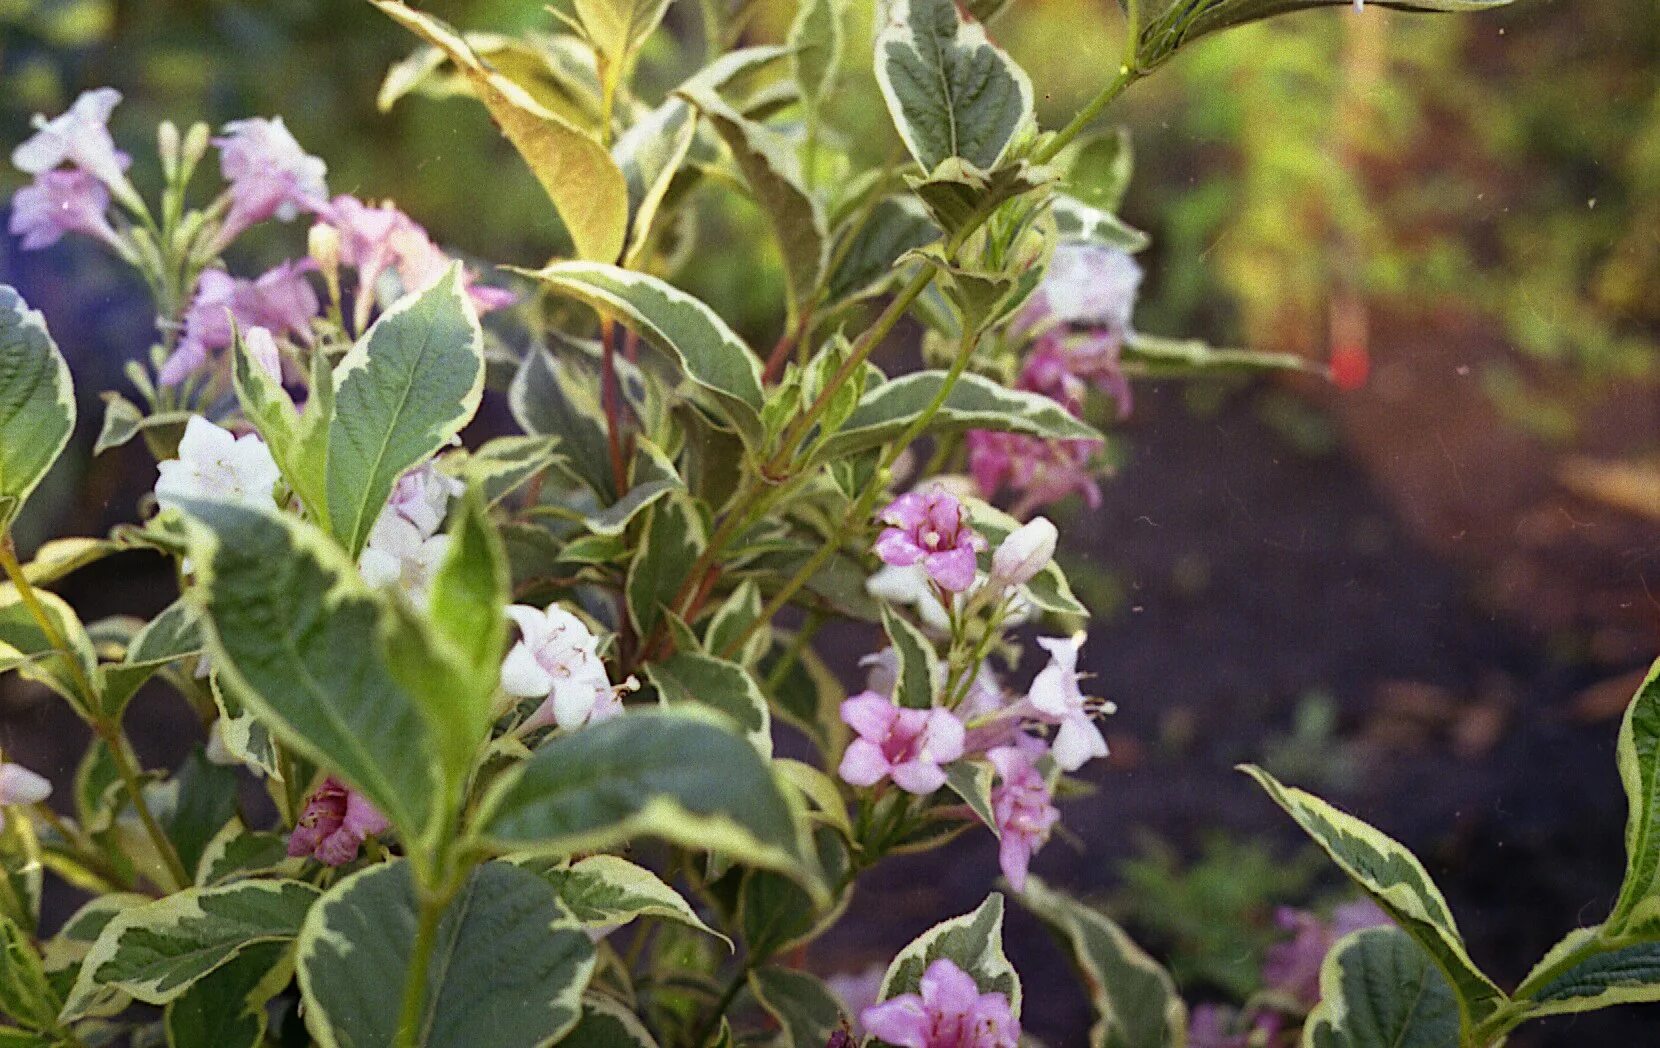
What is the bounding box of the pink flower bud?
[989,517,1057,589]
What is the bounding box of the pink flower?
[861,958,1020,1048]
[986,740,1059,891]
[874,488,987,594]
[966,430,1103,514]
[287,776,390,866]
[8,169,119,251]
[161,261,319,386]
[325,194,514,318]
[1187,1005,1250,1048]
[211,117,328,249]
[1020,332,1132,421]
[383,461,463,537]
[838,691,965,795]
[1263,901,1390,1007]
[11,89,133,197]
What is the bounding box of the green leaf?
[586,479,680,537]
[875,894,1020,1021]
[372,2,629,262]
[0,286,74,534]
[509,340,621,502]
[4,536,121,589]
[151,749,239,880]
[874,0,1034,173]
[425,489,508,707]
[1303,926,1462,1048]
[574,0,672,76]
[818,370,1100,462]
[789,0,846,109]
[626,494,708,639]
[63,879,318,1018]
[210,674,282,782]
[749,966,844,1048]
[1515,926,1660,1018]
[99,598,204,715]
[476,709,822,899]
[560,996,659,1046]
[526,262,766,448]
[1137,0,1512,70]
[327,267,484,557]
[0,585,100,715]
[516,853,729,947]
[181,502,441,839]
[1122,331,1321,377]
[194,822,299,888]
[453,435,564,508]
[93,392,143,456]
[0,817,41,932]
[1051,195,1149,253]
[1017,877,1186,1048]
[643,650,771,753]
[614,98,699,268]
[760,636,847,753]
[162,939,293,1048]
[297,860,595,1048]
[0,914,59,1032]
[1241,765,1505,1026]
[677,86,827,321]
[881,607,940,710]
[944,761,998,835]
[1608,657,1660,935]
[824,197,938,309]
[705,578,767,666]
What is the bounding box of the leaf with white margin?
[789,0,847,110]
[677,86,827,321]
[450,435,564,508]
[327,266,484,558]
[875,893,1020,1020]
[1242,765,1506,1026]
[372,2,628,263]
[476,709,824,903]
[1303,926,1461,1048]
[644,650,772,755]
[824,197,938,309]
[626,493,707,639]
[1122,331,1322,378]
[945,762,998,836]
[966,499,1086,617]
[1051,195,1149,253]
[560,995,659,1047]
[816,369,1099,463]
[162,939,293,1048]
[209,674,282,782]
[1017,877,1186,1048]
[180,501,442,838]
[1514,925,1660,1018]
[513,853,730,948]
[750,966,844,1048]
[0,913,59,1032]
[881,606,941,711]
[1606,657,1660,935]
[874,0,1034,173]
[0,286,74,534]
[573,0,673,87]
[524,262,766,448]
[0,585,100,714]
[509,340,621,502]
[614,98,698,269]
[297,860,595,1048]
[62,879,318,1019]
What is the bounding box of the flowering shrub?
[11,0,1653,1046]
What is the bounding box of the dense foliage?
[5,0,1655,1046]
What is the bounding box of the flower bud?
[309,221,342,305]
[990,516,1057,589]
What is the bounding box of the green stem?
[1035,66,1141,167]
[690,965,749,1046]
[392,884,449,1048]
[97,720,191,891]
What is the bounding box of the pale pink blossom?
[988,517,1056,590]
[11,89,133,199]
[986,739,1059,891]
[242,327,284,384]
[1026,635,1110,772]
[212,117,328,248]
[501,604,620,731]
[160,261,319,386]
[861,958,1019,1048]
[826,966,886,1037]
[1021,242,1142,334]
[837,691,964,795]
[874,488,987,594]
[325,194,514,317]
[287,776,389,866]
[867,564,953,635]
[154,416,280,512]
[383,461,463,537]
[0,761,52,831]
[1263,901,1390,1007]
[8,169,119,251]
[1020,332,1132,420]
[966,430,1103,514]
[359,515,450,608]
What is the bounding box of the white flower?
[359,514,450,608]
[1027,634,1110,771]
[384,461,462,538]
[154,416,281,512]
[12,89,132,196]
[990,516,1057,590]
[501,604,619,731]
[866,563,953,635]
[0,761,52,830]
[1039,243,1142,333]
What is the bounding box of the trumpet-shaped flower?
[213,117,329,248]
[358,514,449,608]
[501,604,620,731]
[160,261,319,386]
[861,958,1020,1048]
[8,169,119,251]
[0,761,52,830]
[875,488,987,594]
[838,691,965,795]
[154,416,281,512]
[1024,242,1142,335]
[325,194,514,315]
[1026,635,1110,772]
[11,89,132,197]
[383,461,463,537]
[988,516,1057,591]
[987,740,1059,891]
[287,776,389,866]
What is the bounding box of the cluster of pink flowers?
[8,89,131,252]
[160,260,320,385]
[287,776,390,867]
[851,489,1111,888]
[328,195,517,323]
[1189,901,1390,1048]
[862,959,1020,1048]
[966,242,1143,516]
